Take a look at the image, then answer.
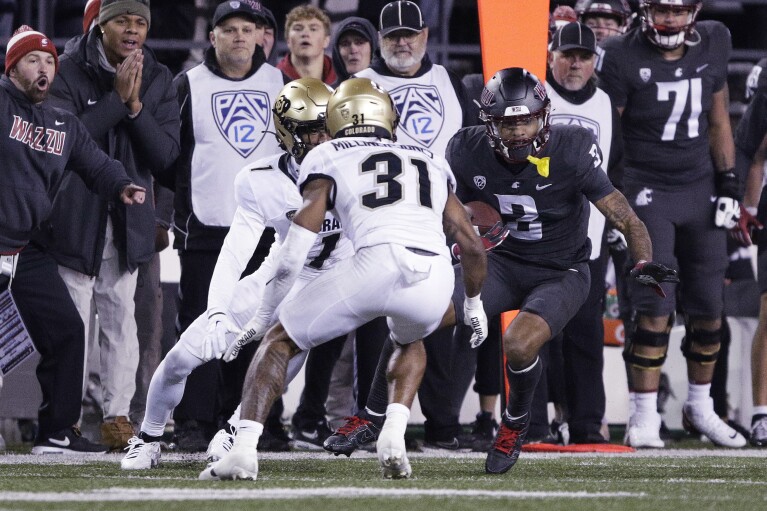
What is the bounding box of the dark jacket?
[37,29,180,275]
[0,76,132,253]
[330,16,378,86]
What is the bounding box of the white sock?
[381,403,410,437]
[227,404,241,431]
[627,391,636,417]
[752,405,767,417]
[634,392,658,416]
[686,383,711,404]
[235,419,263,448]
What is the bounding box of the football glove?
[714,170,741,229]
[202,312,237,360]
[463,294,488,348]
[729,205,763,247]
[606,228,627,252]
[451,221,509,261]
[630,260,679,298]
[223,316,269,363]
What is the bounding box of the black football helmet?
[640,0,702,50]
[477,67,550,164]
[575,0,632,40]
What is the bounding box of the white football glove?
[223,317,269,363]
[463,294,488,348]
[605,228,627,252]
[202,312,237,360]
[714,196,740,229]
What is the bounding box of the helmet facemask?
[272,78,333,164]
[641,1,702,50]
[479,104,550,164]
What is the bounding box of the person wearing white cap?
[1,24,146,455]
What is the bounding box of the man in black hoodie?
[330,16,377,87]
[37,0,180,451]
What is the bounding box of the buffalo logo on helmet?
[212,90,271,158]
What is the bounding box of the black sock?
[504,357,543,424]
[363,335,395,419]
[139,431,163,443]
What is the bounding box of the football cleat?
[682,398,746,448]
[376,428,412,479]
[206,428,235,462]
[289,419,332,451]
[624,412,665,448]
[198,444,259,481]
[485,413,530,474]
[324,415,381,457]
[750,416,767,447]
[121,436,161,470]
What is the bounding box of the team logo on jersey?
[389,84,444,148]
[549,114,600,139]
[473,176,486,189]
[639,68,651,82]
[674,68,683,77]
[212,90,270,158]
[635,187,653,206]
[511,181,520,189]
[286,209,297,221]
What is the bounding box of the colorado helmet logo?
[389,84,444,148]
[212,90,270,158]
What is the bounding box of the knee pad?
[680,325,721,365]
[622,328,669,370]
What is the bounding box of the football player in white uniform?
[121,78,353,470]
[200,78,488,481]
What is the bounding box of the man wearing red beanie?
[1,25,146,454]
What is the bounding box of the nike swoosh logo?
[536,183,553,191]
[302,430,319,440]
[696,64,709,73]
[250,165,274,171]
[87,99,97,105]
[49,437,71,447]
[729,432,738,439]
[55,120,64,126]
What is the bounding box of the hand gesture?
[119,183,146,204]
[730,205,763,247]
[114,49,143,111]
[630,261,679,298]
[223,317,269,362]
[463,294,488,348]
[202,312,237,360]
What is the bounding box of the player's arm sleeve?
[206,171,267,314]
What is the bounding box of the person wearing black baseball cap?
[119,0,289,462]
[543,21,625,445]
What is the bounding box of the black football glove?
[730,205,763,247]
[630,261,679,298]
[451,221,509,261]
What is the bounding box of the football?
[464,201,502,235]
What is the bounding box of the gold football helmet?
[326,78,399,140]
[272,78,333,162]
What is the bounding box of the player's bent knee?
[681,325,721,365]
[623,328,669,370]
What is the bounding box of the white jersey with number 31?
[297,137,456,259]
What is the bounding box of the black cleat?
[32,427,108,454]
[323,415,381,457]
[485,414,529,474]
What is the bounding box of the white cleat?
[198,444,258,480]
[206,428,234,462]
[376,429,412,479]
[624,412,665,449]
[682,398,746,448]
[121,436,161,470]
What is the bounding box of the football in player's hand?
[464,201,501,235]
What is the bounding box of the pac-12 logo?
[389,84,444,148]
[212,90,270,158]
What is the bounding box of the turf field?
[0,447,765,511]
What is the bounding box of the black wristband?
[714,170,741,200]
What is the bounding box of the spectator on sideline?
[167,0,286,451]
[276,4,337,84]
[330,16,377,86]
[1,24,145,454]
[38,0,180,451]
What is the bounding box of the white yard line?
[0,487,645,501]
